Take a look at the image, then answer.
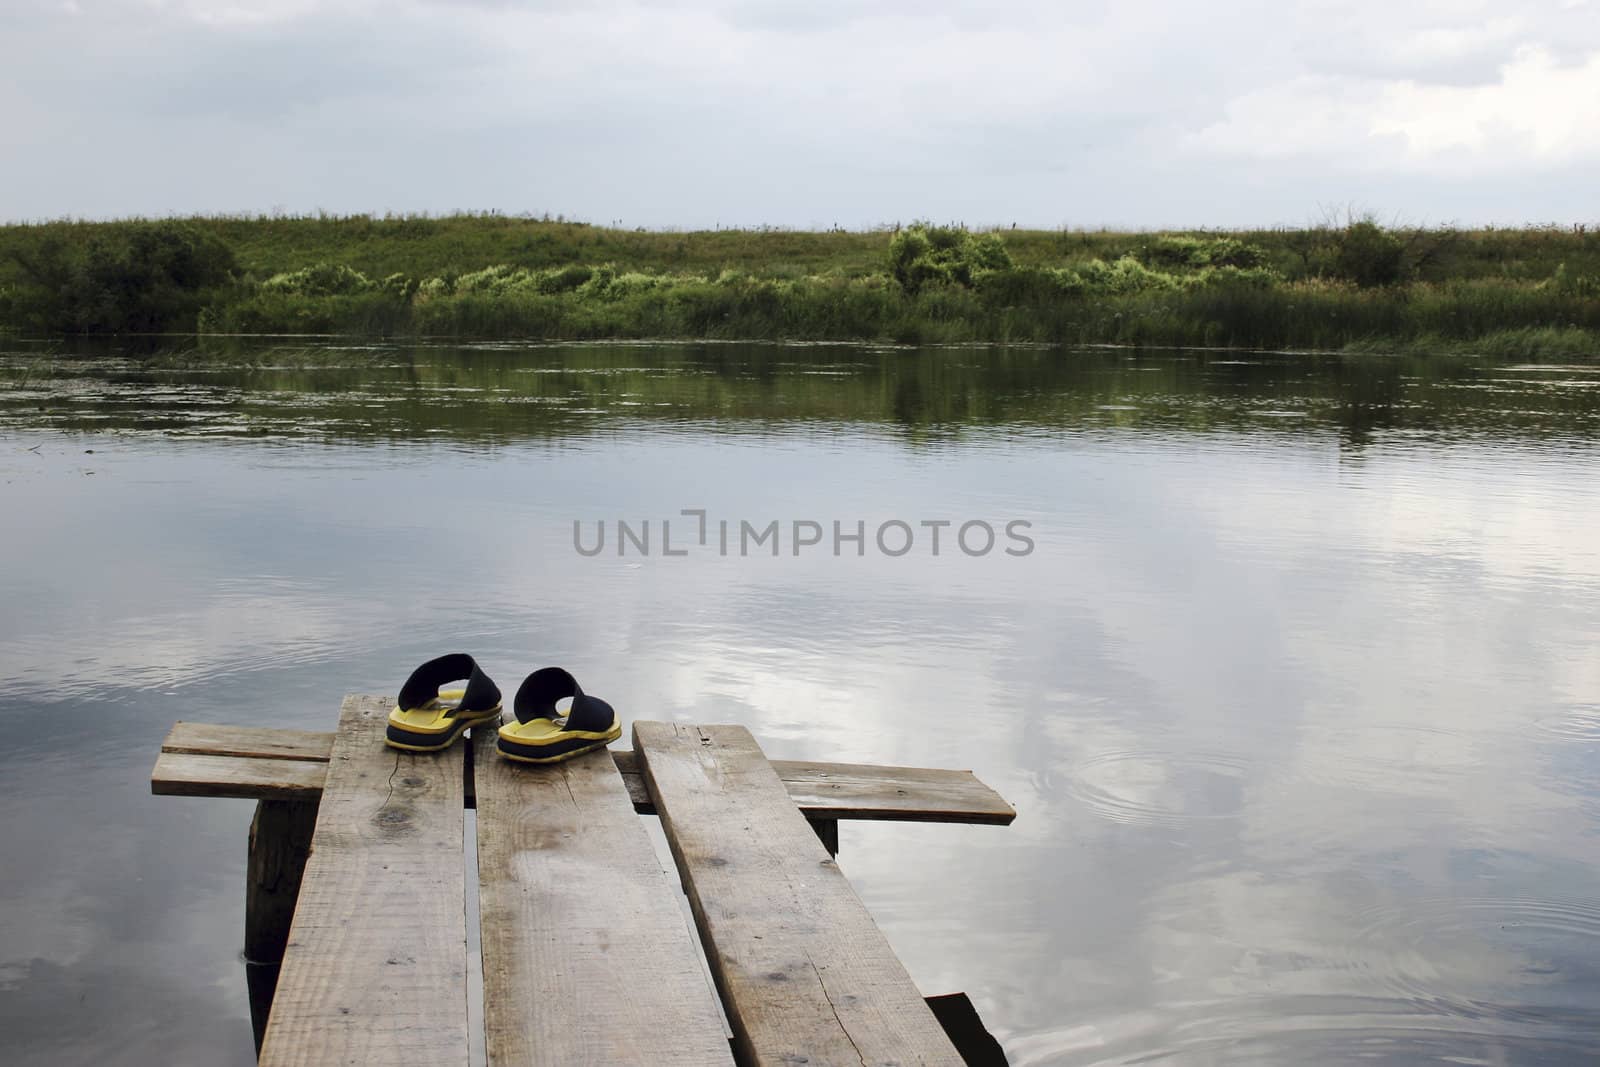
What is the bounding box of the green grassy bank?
[1,215,1597,353]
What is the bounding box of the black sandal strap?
[397,654,501,716]
[513,667,614,732]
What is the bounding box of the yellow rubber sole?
[386,688,502,752]
[495,736,618,764]
[385,718,478,752]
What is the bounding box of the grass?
[1,214,1598,355]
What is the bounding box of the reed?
[3,215,1597,356]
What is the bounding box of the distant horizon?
[3,210,1595,234]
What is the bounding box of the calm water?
[1,341,1598,1065]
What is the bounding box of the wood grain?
[617,751,1013,824]
[473,733,734,1066]
[162,721,333,762]
[150,750,327,800]
[257,695,470,1066]
[762,759,1015,824]
[635,721,964,1067]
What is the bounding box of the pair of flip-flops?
[383,654,621,764]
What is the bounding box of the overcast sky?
[2,0,1596,228]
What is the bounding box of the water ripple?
[1332,895,1600,1025]
[1009,994,1600,1065]
[1067,749,1251,827]
[1535,704,1600,742]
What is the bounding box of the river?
[1,340,1597,1064]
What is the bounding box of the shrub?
[1139,235,1270,271]
[415,276,453,301]
[1184,265,1282,289]
[454,264,534,294]
[577,264,617,299]
[608,271,669,298]
[536,264,593,293]
[1549,263,1600,299]
[8,221,237,333]
[966,233,1013,271]
[887,224,1014,294]
[1074,256,1179,295]
[381,273,416,300]
[974,266,1084,305]
[1333,222,1405,288]
[261,262,376,296]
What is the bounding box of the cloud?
[1187,40,1600,179]
[1185,76,1399,162]
[1375,46,1600,163]
[0,0,1596,224]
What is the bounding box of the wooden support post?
[244,798,317,1055]
[925,993,1008,1065]
[811,817,839,857]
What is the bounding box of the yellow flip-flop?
[385,654,502,752]
[497,667,621,764]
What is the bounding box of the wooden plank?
[473,733,734,1066]
[151,750,326,800]
[764,759,1015,825]
[152,720,1016,826]
[162,721,333,762]
[635,721,964,1067]
[257,696,469,1066]
[617,748,1015,824]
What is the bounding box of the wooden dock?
[152,696,1015,1065]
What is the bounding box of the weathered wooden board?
[257,696,470,1066]
[473,733,734,1065]
[635,721,964,1067]
[151,750,327,801]
[754,758,1014,825]
[614,749,1012,823]
[153,721,1016,827]
[162,721,333,762]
